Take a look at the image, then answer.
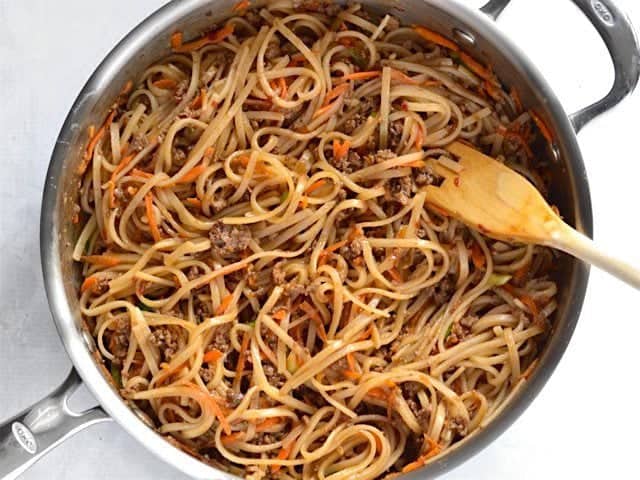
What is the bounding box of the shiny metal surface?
[0,0,636,478]
[0,371,110,480]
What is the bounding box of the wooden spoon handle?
[550,223,640,290]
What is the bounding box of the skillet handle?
[480,0,640,133]
[0,369,110,480]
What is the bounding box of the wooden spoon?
[424,141,640,289]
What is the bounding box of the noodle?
[74,2,557,479]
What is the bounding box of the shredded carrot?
[313,102,336,119]
[358,324,374,341]
[216,294,234,315]
[272,308,288,322]
[233,331,250,390]
[318,239,349,266]
[176,164,206,184]
[80,276,99,293]
[503,284,539,319]
[343,369,361,380]
[513,262,529,285]
[423,80,442,88]
[459,52,492,80]
[470,241,485,269]
[81,255,121,267]
[299,197,309,209]
[304,179,327,195]
[288,53,305,66]
[189,385,231,435]
[203,146,215,162]
[186,197,202,208]
[414,126,424,150]
[153,78,178,89]
[172,24,235,53]
[346,353,356,372]
[278,77,288,99]
[144,193,162,243]
[339,71,381,82]
[190,87,206,109]
[323,83,349,106]
[337,36,353,47]
[255,417,282,432]
[402,437,442,472]
[112,154,136,180]
[132,168,153,179]
[72,212,80,224]
[406,160,426,168]
[221,432,244,445]
[333,139,350,160]
[413,25,459,52]
[483,79,502,101]
[203,348,224,364]
[387,267,402,283]
[390,69,419,85]
[299,301,327,341]
[530,110,553,144]
[78,110,116,175]
[271,439,294,473]
[510,87,523,114]
[232,0,250,11]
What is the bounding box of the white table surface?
[1,0,639,478]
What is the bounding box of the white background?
[1,0,639,479]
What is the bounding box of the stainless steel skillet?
[1,0,638,478]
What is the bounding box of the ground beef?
[210,324,231,352]
[339,238,363,261]
[149,326,178,361]
[194,296,213,320]
[226,390,244,408]
[187,266,200,281]
[109,317,130,364]
[343,113,365,135]
[386,175,413,205]
[283,282,306,302]
[129,134,148,153]
[292,385,326,408]
[386,16,400,31]
[330,150,365,174]
[199,365,214,383]
[388,120,404,150]
[174,80,189,103]
[264,41,281,61]
[172,147,187,165]
[447,416,468,436]
[292,0,341,15]
[282,104,304,128]
[427,275,456,306]
[209,220,252,259]
[263,363,286,388]
[414,166,437,187]
[271,261,286,285]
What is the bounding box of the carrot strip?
[343,369,361,380]
[272,308,288,322]
[387,267,402,283]
[402,437,442,472]
[80,276,99,293]
[172,24,235,53]
[414,126,424,150]
[333,139,350,160]
[203,348,224,364]
[318,239,349,266]
[313,102,336,118]
[470,241,485,269]
[271,439,294,473]
[186,197,202,208]
[278,77,288,99]
[513,262,529,285]
[413,26,459,52]
[215,294,233,315]
[221,432,244,445]
[255,417,282,432]
[232,0,250,11]
[390,69,419,85]
[176,164,206,184]
[233,331,250,390]
[145,193,162,243]
[131,169,153,179]
[510,87,523,114]
[346,353,356,372]
[323,83,349,106]
[190,87,206,109]
[530,110,553,144]
[339,71,381,81]
[78,110,116,175]
[81,255,121,267]
[304,179,326,195]
[459,52,492,80]
[503,284,540,319]
[153,78,177,89]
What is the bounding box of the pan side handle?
[0,369,111,480]
[480,0,640,133]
